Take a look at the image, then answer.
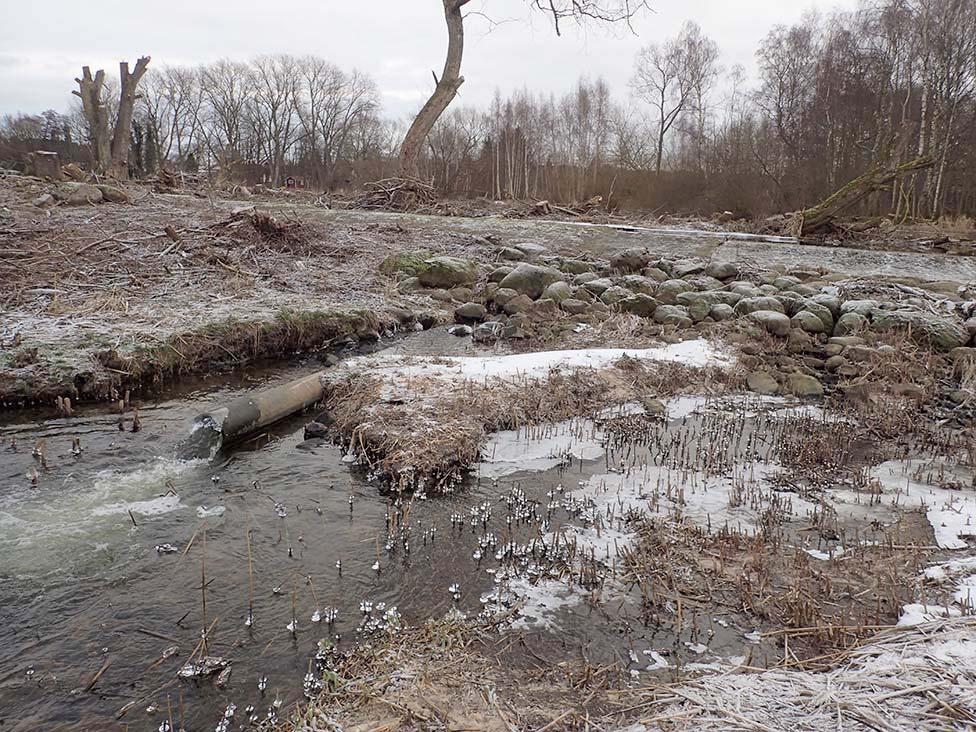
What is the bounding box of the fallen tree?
[787,156,933,237]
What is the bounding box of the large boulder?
[772,275,801,289]
[673,259,705,278]
[840,299,879,317]
[788,373,824,398]
[380,250,433,277]
[418,256,479,288]
[782,282,818,297]
[454,303,488,323]
[488,266,514,283]
[735,296,785,316]
[502,294,535,315]
[774,294,807,317]
[582,277,615,296]
[808,293,842,319]
[801,301,835,332]
[676,290,742,308]
[512,241,546,258]
[730,282,763,298]
[557,258,595,275]
[610,247,651,273]
[560,298,588,315]
[792,310,826,334]
[687,299,711,322]
[710,304,735,321]
[620,275,657,295]
[541,281,573,302]
[656,279,697,304]
[642,267,669,282]
[619,294,658,318]
[492,288,520,307]
[686,275,726,292]
[653,305,693,328]
[600,285,632,306]
[833,312,869,337]
[747,371,779,395]
[705,261,739,280]
[746,310,791,337]
[497,247,526,261]
[871,309,970,351]
[498,263,564,299]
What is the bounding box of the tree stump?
[27,151,63,181]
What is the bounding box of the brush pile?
[354,177,439,213]
[323,368,615,492]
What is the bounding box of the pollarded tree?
[397,0,649,179]
[74,57,151,178]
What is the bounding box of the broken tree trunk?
[788,156,934,237]
[398,0,471,178]
[108,57,151,180]
[73,66,111,173]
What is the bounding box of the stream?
[0,334,663,731]
[2,329,935,731]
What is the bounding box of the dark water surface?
[0,337,618,731]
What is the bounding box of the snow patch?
[869,460,976,550]
[345,339,731,385]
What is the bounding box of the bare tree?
[397,0,649,178]
[632,22,716,175]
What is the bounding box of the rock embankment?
[381,242,976,401]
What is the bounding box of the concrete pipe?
[194,371,326,448]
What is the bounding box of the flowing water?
[0,336,644,731]
[3,331,941,731]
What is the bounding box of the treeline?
[1,0,975,218]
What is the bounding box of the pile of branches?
[354,177,439,213]
[213,206,306,250]
[501,195,612,221]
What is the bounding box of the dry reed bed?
[283,615,976,731]
[321,356,739,491]
[624,617,976,731]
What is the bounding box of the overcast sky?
[0,0,859,118]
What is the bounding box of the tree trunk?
[398,0,470,178]
[789,156,933,237]
[73,66,111,172]
[108,57,151,180]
